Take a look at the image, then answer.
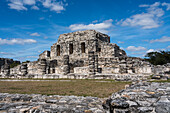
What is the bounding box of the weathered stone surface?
[103,82,170,113]
[0,93,105,113]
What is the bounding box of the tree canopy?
[10,62,21,68]
[22,60,30,63]
[145,51,170,65]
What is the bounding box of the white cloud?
[130,52,146,55]
[120,2,164,29]
[30,32,40,36]
[162,2,170,10]
[7,0,66,13]
[92,20,98,23]
[39,17,45,20]
[0,38,37,45]
[118,41,124,44]
[51,3,64,13]
[42,0,51,8]
[147,2,164,17]
[44,36,48,39]
[167,46,170,49]
[26,56,38,58]
[0,52,15,55]
[41,0,65,13]
[8,0,27,11]
[126,46,147,51]
[122,13,160,29]
[69,19,113,33]
[150,36,170,43]
[15,56,38,61]
[146,49,155,53]
[31,6,39,10]
[139,4,149,7]
[23,0,35,5]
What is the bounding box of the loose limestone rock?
[103,82,170,113]
[0,93,105,113]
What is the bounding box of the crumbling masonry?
[0,30,170,79]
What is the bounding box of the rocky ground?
[103,82,170,113]
[0,93,105,113]
[0,81,170,113]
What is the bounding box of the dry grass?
[0,79,130,98]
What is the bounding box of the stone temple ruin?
[0,30,170,80]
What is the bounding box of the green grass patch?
[0,79,130,98]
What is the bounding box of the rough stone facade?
[0,58,20,76]
[0,58,20,69]
[0,30,169,79]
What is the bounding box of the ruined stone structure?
[0,30,169,79]
[0,58,20,76]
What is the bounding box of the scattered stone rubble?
[103,82,170,113]
[0,30,169,79]
[0,93,105,113]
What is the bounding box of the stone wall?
[50,30,125,61]
[39,50,50,60]
[0,58,20,77]
[0,58,20,67]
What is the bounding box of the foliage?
[10,62,21,68]
[22,60,30,63]
[145,51,170,65]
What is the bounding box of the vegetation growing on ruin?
[10,62,21,68]
[145,51,170,65]
[0,79,130,98]
[22,60,30,63]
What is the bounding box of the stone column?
[3,64,10,76]
[63,55,70,75]
[88,51,98,76]
[38,59,47,75]
[20,63,27,76]
[95,54,98,73]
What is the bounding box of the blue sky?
[0,0,170,61]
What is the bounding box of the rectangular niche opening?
[97,45,101,52]
[98,48,101,52]
[47,51,50,57]
[52,68,55,73]
[69,44,73,54]
[81,42,85,53]
[57,45,60,56]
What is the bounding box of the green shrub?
[10,62,21,68]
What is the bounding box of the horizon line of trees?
[144,50,170,65]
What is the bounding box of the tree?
[145,51,170,65]
[22,60,30,63]
[10,62,21,68]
